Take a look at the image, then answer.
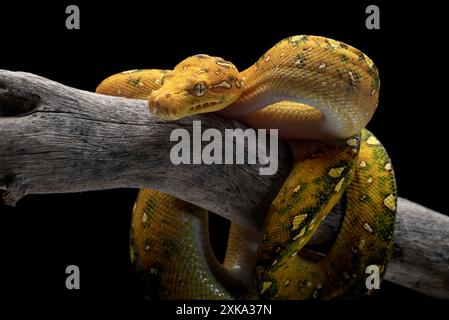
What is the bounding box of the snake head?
[148,54,243,120]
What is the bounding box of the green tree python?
[95,35,397,299]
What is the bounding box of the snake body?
[96,35,396,299]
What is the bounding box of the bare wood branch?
[0,69,291,234]
[386,198,449,299]
[309,197,449,299]
[1,70,448,299]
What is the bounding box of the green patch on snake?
[340,54,349,64]
[257,242,291,273]
[348,242,390,299]
[99,39,390,299]
[335,134,360,148]
[142,238,152,252]
[275,139,359,216]
[370,74,380,91]
[162,238,178,259]
[130,244,136,264]
[142,198,158,229]
[297,279,315,294]
[290,35,309,47]
[371,149,394,173]
[342,253,371,299]
[294,53,308,68]
[127,77,142,87]
[344,83,357,93]
[278,163,354,244]
[356,51,366,62]
[372,203,396,242]
[269,195,334,259]
[142,262,165,299]
[295,278,323,299]
[129,228,139,264]
[336,68,344,80]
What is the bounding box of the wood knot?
[0,81,41,117]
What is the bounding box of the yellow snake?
[96,35,397,299]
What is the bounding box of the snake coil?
[96,35,396,299]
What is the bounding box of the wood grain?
[0,69,291,233]
[0,69,447,299]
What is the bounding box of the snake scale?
[96,35,397,299]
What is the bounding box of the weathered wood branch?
[0,70,448,299]
[310,197,449,299]
[386,198,449,299]
[0,69,291,233]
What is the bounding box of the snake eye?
[193,82,207,97]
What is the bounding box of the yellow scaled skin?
[96,35,396,300]
[130,190,233,299]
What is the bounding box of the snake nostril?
[152,99,161,109]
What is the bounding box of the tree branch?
[0,69,291,233]
[0,70,448,299]
[386,198,449,299]
[310,197,449,299]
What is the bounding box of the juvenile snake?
[96,35,396,299]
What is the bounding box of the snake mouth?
[150,102,220,120]
[189,101,219,112]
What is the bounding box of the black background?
[0,0,446,308]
